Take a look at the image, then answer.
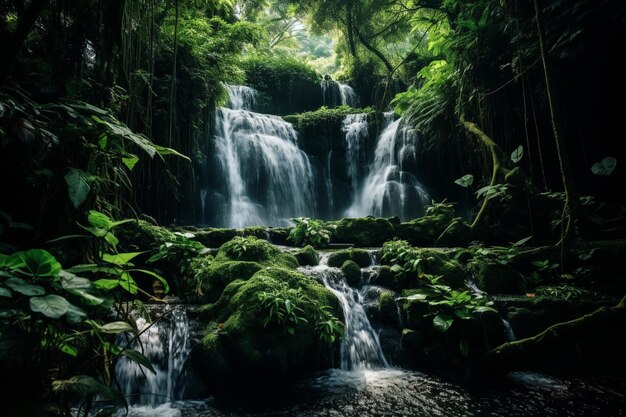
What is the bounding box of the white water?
[321,80,359,107]
[346,115,429,220]
[325,150,334,212]
[115,305,190,407]
[342,113,369,196]
[302,253,388,370]
[213,85,316,227]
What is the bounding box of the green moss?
[329,217,395,247]
[118,220,178,251]
[197,267,341,392]
[470,260,524,294]
[216,236,298,269]
[294,245,319,266]
[327,248,372,268]
[378,291,397,324]
[193,260,262,303]
[292,106,375,130]
[341,260,361,286]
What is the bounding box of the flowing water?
[212,85,316,227]
[321,79,359,107]
[346,115,430,219]
[116,257,624,417]
[342,113,369,196]
[115,305,190,407]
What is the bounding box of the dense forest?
[1,0,625,416]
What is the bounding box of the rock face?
[327,248,373,268]
[470,260,524,294]
[341,260,361,286]
[294,245,319,267]
[192,237,342,392]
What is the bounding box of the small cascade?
[502,318,516,341]
[115,305,190,406]
[200,189,207,224]
[212,85,316,227]
[325,151,334,213]
[342,113,369,196]
[321,79,359,107]
[346,115,429,220]
[301,253,388,370]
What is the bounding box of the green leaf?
[87,210,113,229]
[65,168,91,209]
[454,174,474,188]
[153,144,191,161]
[65,303,88,324]
[30,294,70,319]
[122,155,140,171]
[433,314,454,333]
[52,375,127,408]
[512,236,532,247]
[91,321,135,334]
[61,343,78,357]
[511,145,524,163]
[0,253,26,269]
[93,279,120,290]
[60,271,93,290]
[119,272,138,294]
[591,157,617,176]
[5,277,45,296]
[121,349,156,374]
[102,252,144,266]
[0,286,12,297]
[19,249,62,277]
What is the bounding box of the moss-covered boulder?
[195,267,342,392]
[330,217,395,247]
[327,248,372,268]
[192,261,262,303]
[378,291,398,325]
[470,260,524,294]
[294,245,319,267]
[341,260,361,286]
[216,236,298,268]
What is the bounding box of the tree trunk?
[345,0,357,57]
[168,0,179,147]
[0,0,50,85]
[533,0,581,241]
[356,31,394,74]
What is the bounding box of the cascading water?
[321,79,359,107]
[342,113,369,196]
[212,85,316,227]
[301,253,388,370]
[346,114,429,220]
[115,305,190,407]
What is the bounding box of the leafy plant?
[424,200,457,218]
[148,231,208,275]
[454,174,474,188]
[258,284,309,335]
[314,304,344,344]
[510,145,524,164]
[288,217,332,248]
[475,183,510,201]
[591,157,617,176]
[536,284,589,301]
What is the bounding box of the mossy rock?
[378,291,398,325]
[188,227,271,248]
[341,260,361,286]
[411,248,466,288]
[330,217,395,247]
[294,245,318,267]
[400,295,431,329]
[196,267,341,392]
[371,265,411,291]
[327,248,372,268]
[470,260,524,294]
[396,215,470,247]
[192,261,262,303]
[118,220,177,251]
[216,236,298,269]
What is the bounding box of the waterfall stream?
[301,253,388,370]
[115,305,190,407]
[342,113,369,196]
[346,115,430,219]
[321,80,359,107]
[212,85,316,227]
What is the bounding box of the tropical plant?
[148,231,209,275]
[258,284,309,335]
[288,217,332,248]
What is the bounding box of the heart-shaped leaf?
[30,294,70,319]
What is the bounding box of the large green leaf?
[5,277,45,296]
[511,145,524,164]
[0,286,12,297]
[91,321,135,334]
[93,278,120,290]
[52,375,127,408]
[65,303,88,324]
[102,252,144,266]
[0,252,26,269]
[30,294,70,319]
[60,271,93,290]
[65,168,91,209]
[454,174,474,188]
[122,349,156,374]
[433,314,454,333]
[19,249,62,277]
[591,157,617,176]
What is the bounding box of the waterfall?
[301,253,388,370]
[325,150,334,213]
[342,113,369,196]
[321,79,358,107]
[212,85,316,227]
[115,305,190,406]
[346,115,429,220]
